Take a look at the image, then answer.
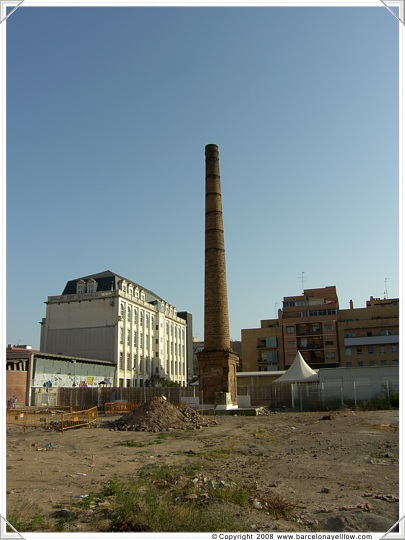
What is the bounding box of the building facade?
[282,286,339,368]
[338,297,399,368]
[40,270,190,387]
[242,287,399,372]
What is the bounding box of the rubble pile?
[110,396,215,432]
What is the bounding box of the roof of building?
[61,270,165,303]
[6,349,115,366]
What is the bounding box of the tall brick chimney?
[203,144,231,350]
[198,144,238,407]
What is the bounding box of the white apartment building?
[40,270,189,387]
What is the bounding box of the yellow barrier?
[6,409,67,431]
[104,402,140,415]
[61,406,98,433]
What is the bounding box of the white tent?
[273,351,318,383]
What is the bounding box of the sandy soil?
[6,407,400,534]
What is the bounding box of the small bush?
[7,506,49,532]
[356,391,399,410]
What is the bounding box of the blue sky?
[5,2,401,348]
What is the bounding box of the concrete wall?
[319,365,399,401]
[45,326,116,361]
[32,357,115,388]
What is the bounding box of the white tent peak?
[274,351,318,383]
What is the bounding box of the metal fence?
[27,377,399,414]
[239,378,399,410]
[56,386,201,411]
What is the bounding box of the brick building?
[242,287,399,372]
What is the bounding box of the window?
[119,352,124,369]
[368,346,374,354]
[127,330,131,345]
[392,359,399,366]
[87,284,94,293]
[391,345,398,353]
[324,324,333,332]
[325,352,335,360]
[358,361,364,367]
[325,340,334,346]
[265,336,277,347]
[286,326,295,334]
[345,362,353,367]
[369,360,376,366]
[380,346,386,354]
[127,306,131,322]
[120,327,124,345]
[356,347,363,355]
[286,340,296,349]
[381,360,387,366]
[133,331,137,346]
[345,348,352,356]
[76,280,86,294]
[126,353,131,370]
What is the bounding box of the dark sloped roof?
[61,270,165,303]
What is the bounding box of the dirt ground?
[6,406,400,534]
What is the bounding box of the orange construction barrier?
[61,406,98,433]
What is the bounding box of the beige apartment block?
[338,297,399,368]
[241,318,283,372]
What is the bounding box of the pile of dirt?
[110,396,216,432]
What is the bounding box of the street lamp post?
[72,360,77,387]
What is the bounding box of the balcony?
[297,342,323,350]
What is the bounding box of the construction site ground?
[6,404,400,534]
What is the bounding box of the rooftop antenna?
[274,302,279,318]
[384,277,390,299]
[298,271,307,292]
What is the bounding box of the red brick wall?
[6,371,28,407]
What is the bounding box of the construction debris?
[109,396,217,432]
